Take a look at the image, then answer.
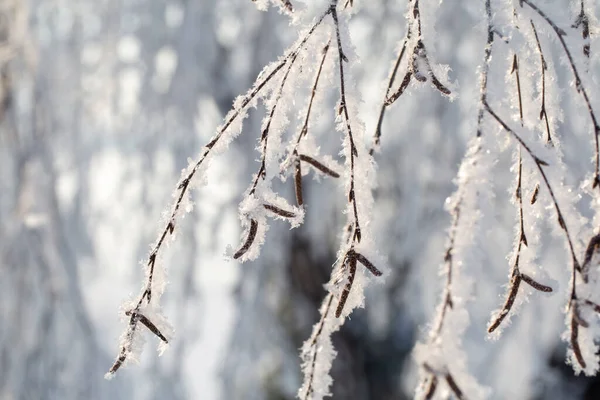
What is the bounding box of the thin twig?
[572,0,590,59]
[484,102,591,367]
[384,0,450,107]
[530,20,553,144]
[332,5,361,244]
[371,39,407,155]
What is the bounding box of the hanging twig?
[521,0,600,188]
[371,39,407,155]
[572,0,590,59]
[384,0,450,107]
[106,9,332,376]
[530,20,553,144]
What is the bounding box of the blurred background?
[2,0,600,399]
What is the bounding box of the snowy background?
[2,0,600,399]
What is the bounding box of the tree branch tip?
[233,219,258,260]
[520,273,552,292]
[263,203,296,219]
[535,157,549,166]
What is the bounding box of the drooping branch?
[384,0,451,107]
[484,102,597,369]
[530,20,553,144]
[106,8,332,377]
[521,0,600,187]
[248,44,303,196]
[332,5,361,245]
[371,39,406,155]
[300,5,383,398]
[487,52,554,333]
[283,40,336,207]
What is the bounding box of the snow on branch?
[104,0,600,397]
[372,0,453,154]
[106,5,337,378]
[299,3,383,398]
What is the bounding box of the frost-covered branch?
[572,0,590,59]
[529,20,553,144]
[299,3,382,399]
[383,0,451,107]
[483,102,600,370]
[521,0,600,187]
[107,7,332,377]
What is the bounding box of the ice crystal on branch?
[104,0,600,398]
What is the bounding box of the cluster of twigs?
[107,4,336,376]
[107,0,600,397]
[482,0,600,373]
[412,1,600,394]
[108,1,385,390]
[372,0,451,154]
[299,3,384,398]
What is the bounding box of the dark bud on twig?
[430,74,451,96]
[139,314,169,343]
[299,154,340,178]
[233,219,258,259]
[558,214,567,231]
[108,352,127,375]
[263,203,296,219]
[444,248,452,263]
[530,184,540,204]
[167,221,175,235]
[355,253,383,276]
[535,157,549,166]
[424,374,438,400]
[445,373,465,400]
[279,0,293,12]
[177,177,189,190]
[125,311,169,343]
[520,273,552,292]
[573,304,589,328]
[582,233,600,272]
[445,292,454,309]
[294,160,303,206]
[593,175,600,189]
[488,273,521,333]
[354,226,362,242]
[521,233,528,247]
[585,299,600,314]
[335,254,357,318]
[571,316,587,368]
[385,71,412,106]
